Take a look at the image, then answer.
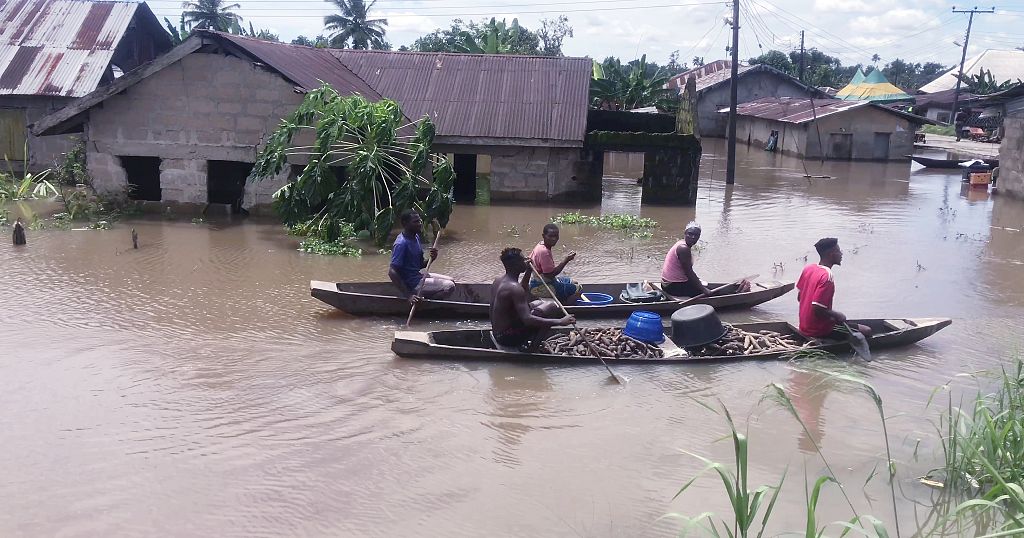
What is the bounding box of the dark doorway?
[207,160,253,211]
[827,133,853,160]
[453,153,477,203]
[121,156,162,201]
[872,132,891,160]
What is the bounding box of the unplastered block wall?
[489,146,596,201]
[699,72,816,137]
[86,51,304,205]
[1000,114,1024,198]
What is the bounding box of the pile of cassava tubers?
[543,328,665,359]
[688,324,810,357]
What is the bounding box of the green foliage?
[181,0,242,32]
[0,209,9,226]
[250,87,454,247]
[411,17,541,55]
[671,404,786,538]
[590,55,678,112]
[552,211,657,231]
[232,21,280,42]
[324,0,389,50]
[297,237,362,256]
[955,68,1023,95]
[292,35,330,48]
[1,143,58,200]
[922,124,956,136]
[54,138,90,187]
[536,16,573,56]
[927,357,1024,534]
[164,14,191,45]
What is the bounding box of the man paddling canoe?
[797,237,872,339]
[389,209,455,303]
[491,247,574,351]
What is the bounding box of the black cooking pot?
[670,304,728,348]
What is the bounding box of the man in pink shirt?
[797,237,872,339]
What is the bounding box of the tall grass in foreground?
[927,358,1024,536]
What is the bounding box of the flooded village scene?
[4,0,1024,535]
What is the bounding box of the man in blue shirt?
[389,209,455,302]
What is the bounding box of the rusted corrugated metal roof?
[0,0,149,96]
[667,61,826,97]
[211,31,383,101]
[331,50,591,143]
[721,96,932,125]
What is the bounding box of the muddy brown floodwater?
[2,138,1023,537]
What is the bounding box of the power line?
[153,0,729,16]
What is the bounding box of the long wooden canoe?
[391,318,951,364]
[909,155,998,169]
[311,279,795,318]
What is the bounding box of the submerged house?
[665,60,826,137]
[728,97,931,160]
[34,31,599,208]
[0,0,171,171]
[990,85,1024,198]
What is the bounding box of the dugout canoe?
[311,279,795,318]
[391,318,951,364]
[909,155,998,169]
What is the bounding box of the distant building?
[726,97,932,160]
[920,49,1024,94]
[835,68,913,103]
[912,89,979,123]
[35,31,600,208]
[666,60,826,138]
[0,0,171,171]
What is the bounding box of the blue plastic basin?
[623,311,665,344]
[577,292,614,305]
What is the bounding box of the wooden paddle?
[528,260,627,385]
[843,322,872,361]
[674,274,760,307]
[405,222,443,327]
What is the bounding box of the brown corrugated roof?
[723,96,932,125]
[0,0,168,97]
[209,31,382,101]
[666,60,827,98]
[331,50,591,143]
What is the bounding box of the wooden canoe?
[311,279,795,318]
[909,155,998,169]
[391,318,951,364]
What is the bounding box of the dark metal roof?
[331,50,592,143]
[0,0,168,97]
[208,31,382,100]
[724,96,933,125]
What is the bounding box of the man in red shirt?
[797,238,872,339]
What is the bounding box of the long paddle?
[673,274,760,307]
[843,322,872,362]
[529,260,627,385]
[405,223,443,327]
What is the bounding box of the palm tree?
[323,0,388,50]
[181,0,242,32]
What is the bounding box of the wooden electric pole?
[949,6,994,140]
[798,31,806,83]
[726,0,740,185]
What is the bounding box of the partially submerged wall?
[84,51,303,209]
[737,107,915,161]
[999,111,1024,198]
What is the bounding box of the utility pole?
[949,6,994,140]
[726,0,740,185]
[798,30,805,83]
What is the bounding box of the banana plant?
[1,142,58,200]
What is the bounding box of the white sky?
[147,0,1024,70]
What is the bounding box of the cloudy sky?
[147,0,1024,70]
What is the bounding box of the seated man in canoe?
[388,209,455,302]
[529,223,583,303]
[492,247,575,351]
[797,237,872,339]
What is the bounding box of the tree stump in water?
[132,228,138,249]
[13,219,26,246]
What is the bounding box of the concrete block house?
[35,31,600,209]
[665,60,826,138]
[0,0,171,172]
[729,97,931,160]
